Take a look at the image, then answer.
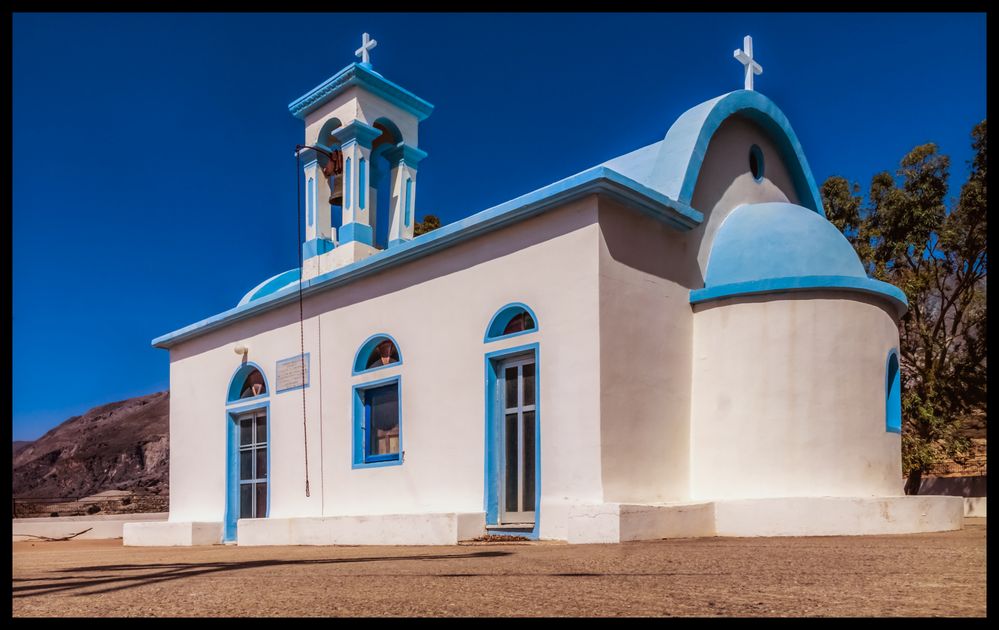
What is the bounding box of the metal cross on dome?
[733,35,763,91]
[355,32,378,66]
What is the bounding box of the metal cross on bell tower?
[355,32,378,66]
[733,35,763,91]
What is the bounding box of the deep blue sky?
[12,13,986,441]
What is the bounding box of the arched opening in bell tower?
[370,117,403,249]
[317,117,344,235]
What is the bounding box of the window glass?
[240,485,253,519]
[505,367,518,409]
[523,363,535,407]
[240,451,253,480]
[502,312,535,335]
[486,305,538,341]
[256,449,267,479]
[256,416,267,444]
[523,410,535,508]
[367,384,400,456]
[365,339,400,370]
[240,419,253,446]
[505,413,519,512]
[240,369,266,398]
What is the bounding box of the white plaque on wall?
[276,353,310,393]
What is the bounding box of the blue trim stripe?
[339,221,373,246]
[302,238,335,260]
[288,62,434,122]
[651,89,825,216]
[152,166,702,348]
[689,275,908,317]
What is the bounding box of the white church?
[125,35,963,546]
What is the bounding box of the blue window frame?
[886,351,902,433]
[484,303,539,342]
[352,375,403,468]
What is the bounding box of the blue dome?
[692,202,908,315]
[706,202,865,285]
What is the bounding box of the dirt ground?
[12,519,986,617]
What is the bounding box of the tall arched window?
[352,334,404,468]
[485,303,539,342]
[885,351,902,433]
[224,362,270,542]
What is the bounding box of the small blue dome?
[705,202,865,286]
[693,202,908,315]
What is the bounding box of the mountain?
[13,440,33,455]
[12,391,169,499]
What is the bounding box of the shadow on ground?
[13,550,513,598]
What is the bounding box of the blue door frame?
[484,342,540,539]
[224,401,270,542]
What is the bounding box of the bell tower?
[289,33,433,281]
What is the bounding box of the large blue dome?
[691,202,908,315]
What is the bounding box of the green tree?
[414,214,441,236]
[821,120,987,495]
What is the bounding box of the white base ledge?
[964,497,986,517]
[123,521,223,546]
[567,496,965,543]
[237,511,486,546]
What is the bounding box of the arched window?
[227,363,269,403]
[485,303,539,342]
[353,334,403,375]
[885,351,902,433]
[351,334,404,468]
[224,362,270,541]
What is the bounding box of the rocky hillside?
[12,391,169,499]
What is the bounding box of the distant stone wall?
[13,494,169,519]
[926,438,987,478]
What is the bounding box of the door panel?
[499,357,537,524]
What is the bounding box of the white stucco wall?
[689,293,903,500]
[596,198,700,503]
[166,198,604,540]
